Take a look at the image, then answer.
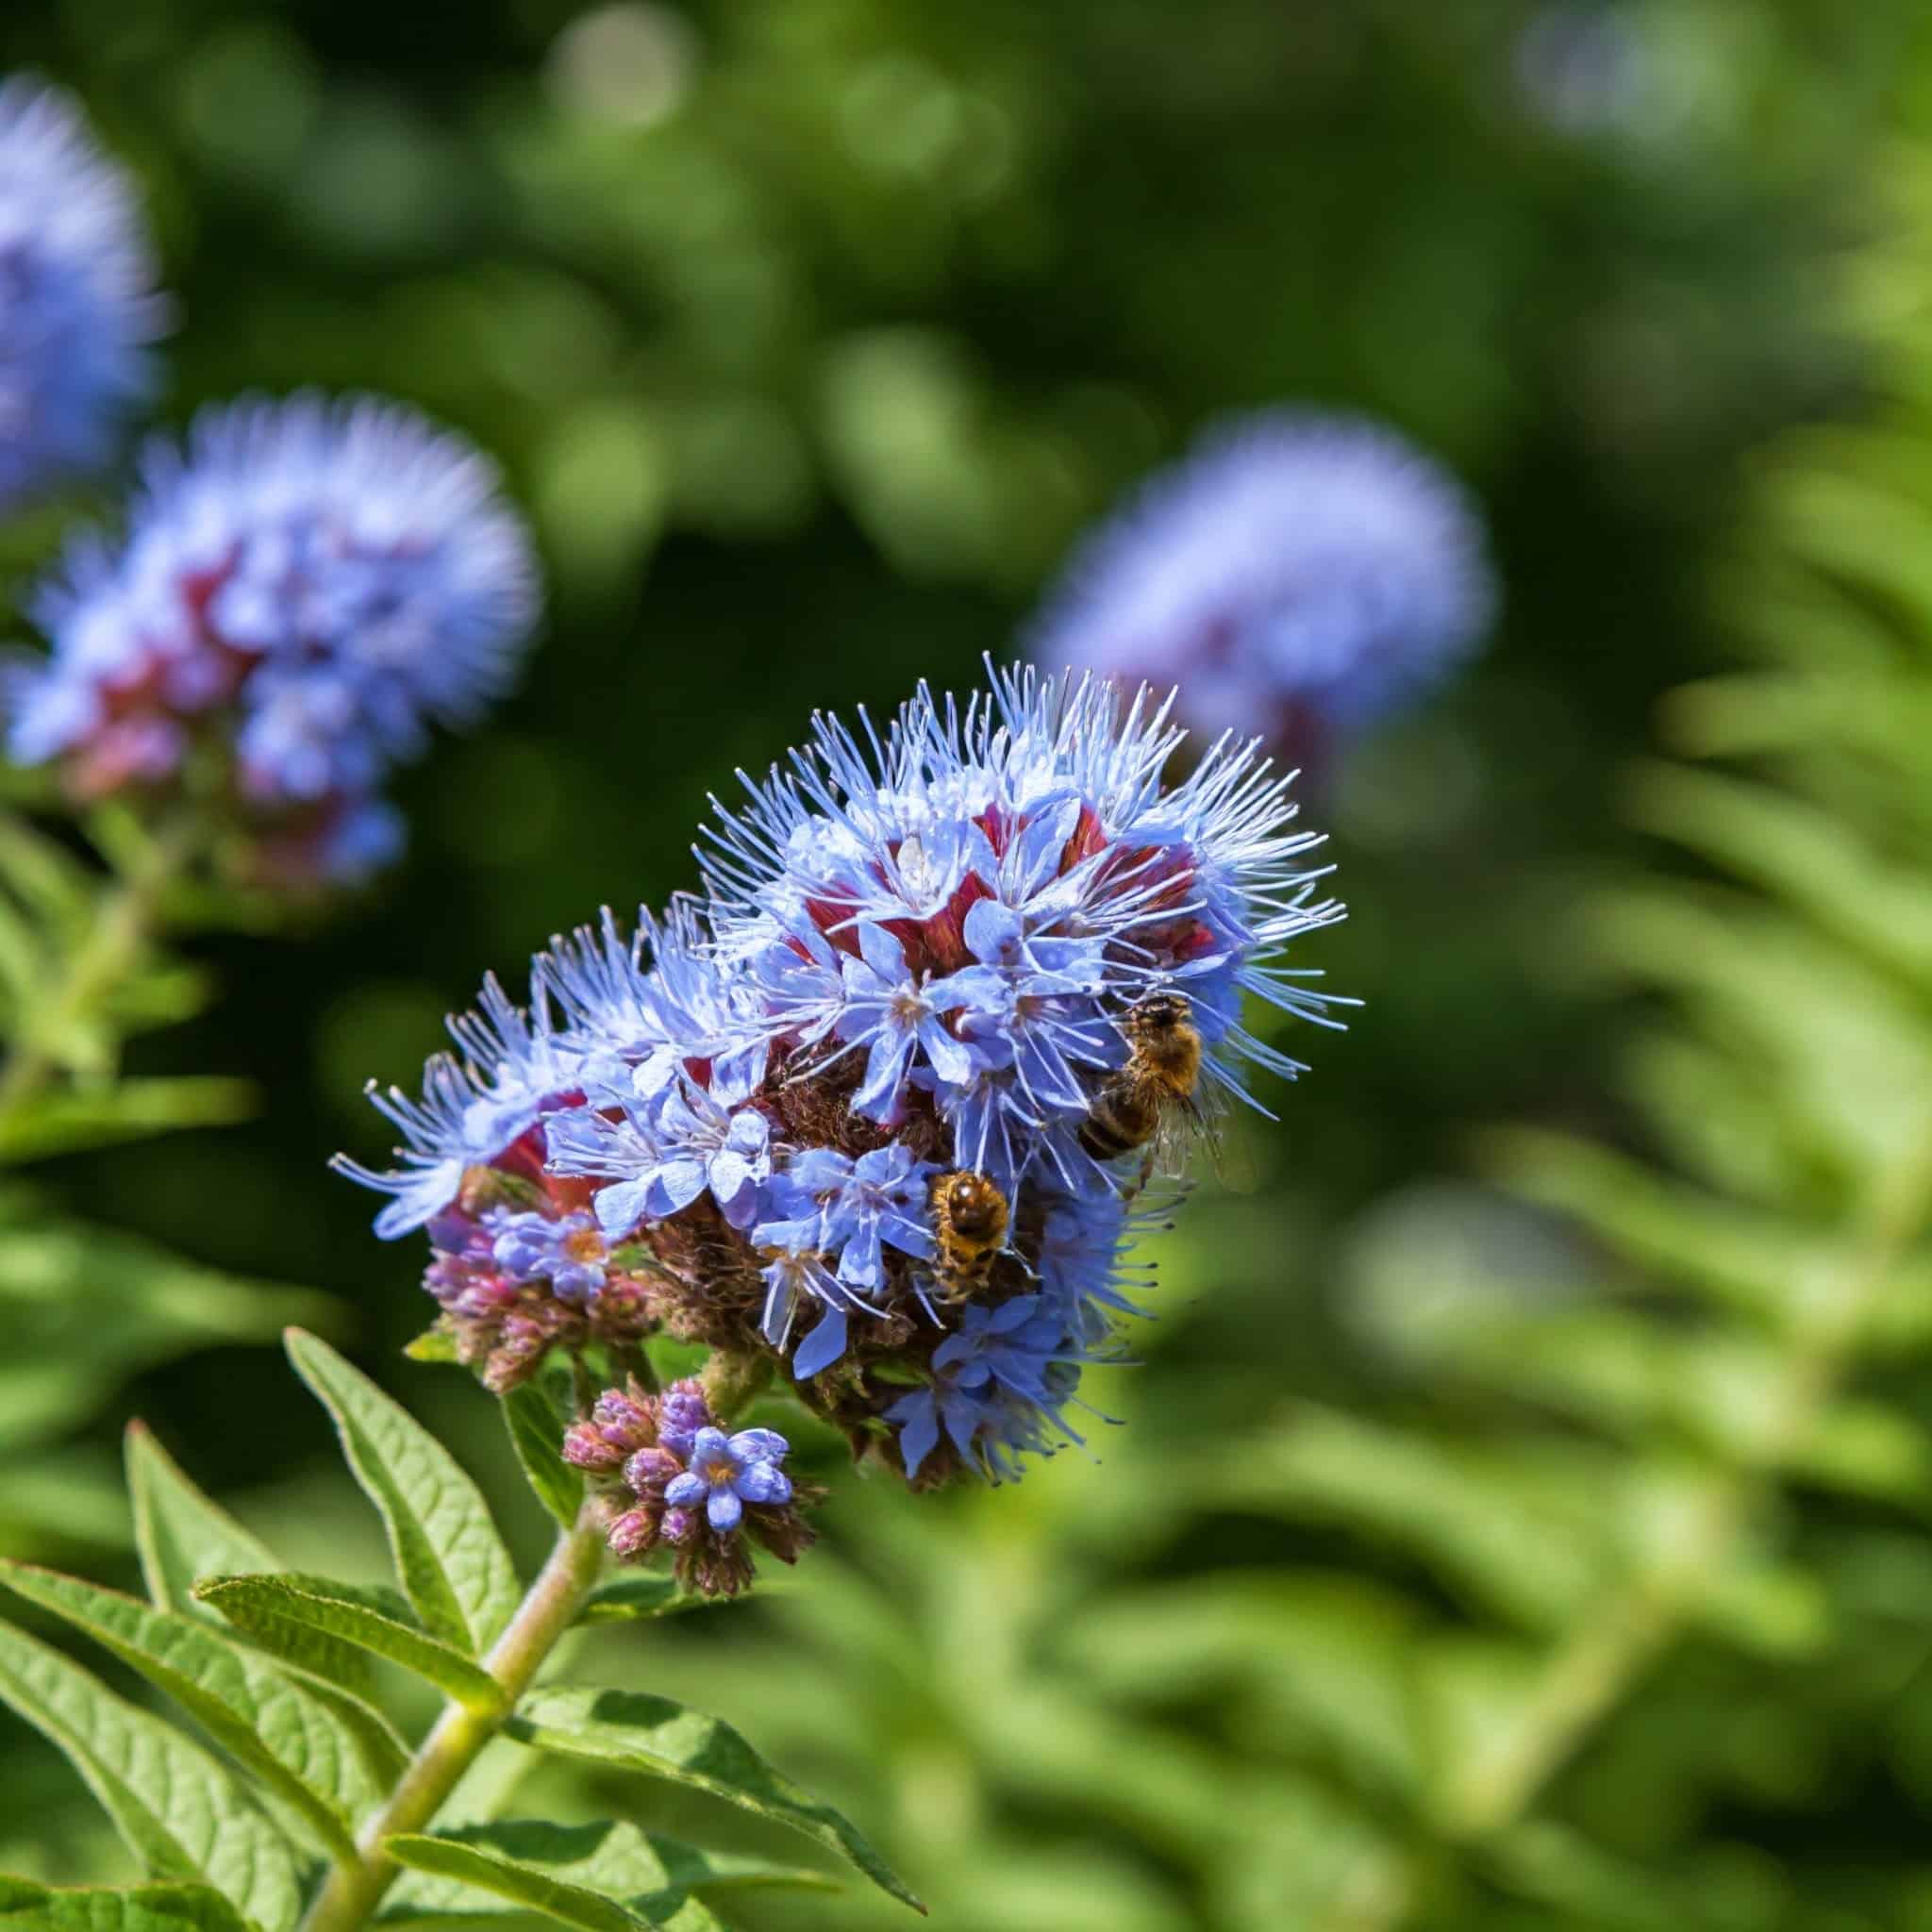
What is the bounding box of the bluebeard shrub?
[0,76,163,512]
[1030,411,1496,776]
[5,394,540,885]
[343,665,1345,1587]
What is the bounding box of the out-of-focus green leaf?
[1209,1406,1622,1629]
[1067,1573,1426,1800]
[0,1080,257,1161]
[285,1330,520,1656]
[506,1687,923,1913]
[0,1619,303,1932]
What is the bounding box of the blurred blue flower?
[7,393,539,881]
[1031,411,1495,768]
[0,77,164,511]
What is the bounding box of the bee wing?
[1149,1086,1223,1183]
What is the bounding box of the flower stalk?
[298,1502,609,1932]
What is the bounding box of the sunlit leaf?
[125,1424,278,1622]
[382,1832,722,1932]
[285,1331,519,1656]
[0,1619,303,1932]
[507,1687,923,1913]
[196,1574,504,1714]
[0,1560,390,1857]
[381,1819,834,1927]
[0,1876,257,1932]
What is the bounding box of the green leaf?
[507,1687,924,1913]
[285,1330,520,1656]
[0,1559,389,1858]
[0,1447,131,1552]
[125,1424,277,1622]
[123,1455,401,1742]
[0,1080,257,1161]
[574,1577,703,1624]
[502,1385,582,1531]
[0,1877,257,1932]
[382,1831,724,1932]
[402,1329,457,1364]
[0,1618,303,1932]
[382,1821,834,1927]
[196,1574,505,1713]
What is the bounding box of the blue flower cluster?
[5,394,540,882]
[1031,410,1496,774]
[0,77,163,512]
[341,666,1343,1482]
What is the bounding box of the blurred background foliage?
[8,0,1932,1924]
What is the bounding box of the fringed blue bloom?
[887,1296,1096,1483]
[330,971,581,1239]
[0,77,163,512]
[7,392,539,882]
[1030,410,1495,771]
[755,1145,936,1285]
[342,664,1346,1484]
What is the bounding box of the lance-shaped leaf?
[381,1832,724,1932]
[502,1385,582,1531]
[0,1620,303,1932]
[126,1424,278,1621]
[196,1574,505,1714]
[126,1440,396,1731]
[0,1877,257,1932]
[506,1688,923,1913]
[0,1078,256,1160]
[572,1578,691,1625]
[286,1330,520,1655]
[381,1821,834,1928]
[0,1560,387,1858]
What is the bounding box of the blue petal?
[735,1463,791,1506]
[893,1396,940,1478]
[792,1305,848,1379]
[707,1487,743,1532]
[664,1472,706,1507]
[591,1177,656,1240]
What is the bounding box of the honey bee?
[1078,991,1209,1180]
[929,1169,1010,1302]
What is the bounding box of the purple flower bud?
[622,1445,682,1493]
[607,1507,658,1559]
[656,1379,712,1459]
[562,1422,625,1473]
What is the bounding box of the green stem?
[299,1505,608,1932]
[0,812,199,1128]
